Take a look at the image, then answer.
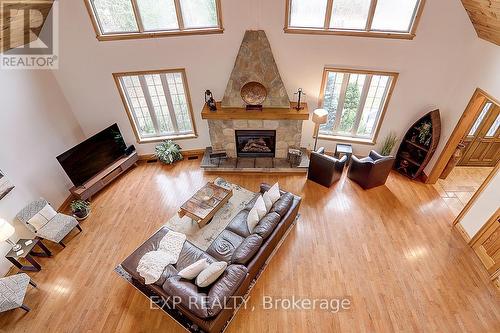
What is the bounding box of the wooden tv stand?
[70,152,139,200]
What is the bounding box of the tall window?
[318,68,398,143]
[114,69,197,143]
[85,0,223,40]
[468,102,492,136]
[286,0,424,39]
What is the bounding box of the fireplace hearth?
[235,130,276,158]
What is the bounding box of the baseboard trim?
[181,149,206,156]
[420,171,428,183]
[138,154,155,161]
[58,194,74,212]
[455,223,471,243]
[4,265,17,277]
[139,149,205,161]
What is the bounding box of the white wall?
[0,70,84,275]
[460,171,500,238]
[50,0,499,237]
[0,0,495,275]
[426,38,500,174]
[53,0,482,163]
[455,39,500,239]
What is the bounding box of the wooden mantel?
[201,102,309,120]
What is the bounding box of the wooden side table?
[5,239,51,272]
[335,143,353,163]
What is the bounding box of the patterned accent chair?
[0,273,37,313]
[16,198,82,247]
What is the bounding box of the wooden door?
[459,102,500,166]
[471,209,500,278]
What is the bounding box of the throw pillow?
[254,195,267,219]
[247,205,260,232]
[263,183,281,211]
[27,213,49,231]
[178,258,210,280]
[262,193,273,211]
[195,261,227,288]
[39,204,57,221]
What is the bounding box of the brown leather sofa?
[347,150,395,189]
[307,147,348,187]
[120,183,301,333]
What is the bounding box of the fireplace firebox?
[235,130,276,158]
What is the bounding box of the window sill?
[138,133,198,144]
[284,27,415,40]
[317,134,376,145]
[96,28,224,41]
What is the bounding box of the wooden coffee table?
[178,182,233,227]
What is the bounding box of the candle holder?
[293,88,306,111]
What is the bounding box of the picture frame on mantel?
[0,169,14,200]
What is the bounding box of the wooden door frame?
[427,88,500,184]
[425,88,500,226]
[459,101,499,167]
[451,162,499,226]
[470,208,500,280]
[470,207,500,246]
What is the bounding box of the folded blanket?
[137,230,186,284]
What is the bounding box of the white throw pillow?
[247,206,260,232]
[262,193,273,211]
[178,258,209,280]
[263,183,281,211]
[39,204,57,221]
[27,213,49,231]
[254,195,267,219]
[195,261,227,288]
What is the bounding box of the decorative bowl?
[240,81,267,106]
[197,187,214,202]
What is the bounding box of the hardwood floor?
[433,166,493,217]
[1,159,499,332]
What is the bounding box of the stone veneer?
[208,119,303,158]
[221,30,290,109]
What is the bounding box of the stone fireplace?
[208,119,302,158]
[201,30,309,171]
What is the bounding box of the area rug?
[163,177,256,251]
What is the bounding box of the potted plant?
[70,200,90,220]
[416,121,432,145]
[379,132,398,156]
[155,140,183,165]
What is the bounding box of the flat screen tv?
[57,124,127,187]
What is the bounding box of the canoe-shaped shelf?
[394,109,441,180]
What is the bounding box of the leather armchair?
[347,150,395,189]
[307,147,348,187]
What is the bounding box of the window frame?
[317,67,398,145]
[113,68,198,143]
[485,113,500,137]
[284,0,426,40]
[467,101,492,137]
[84,0,224,41]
